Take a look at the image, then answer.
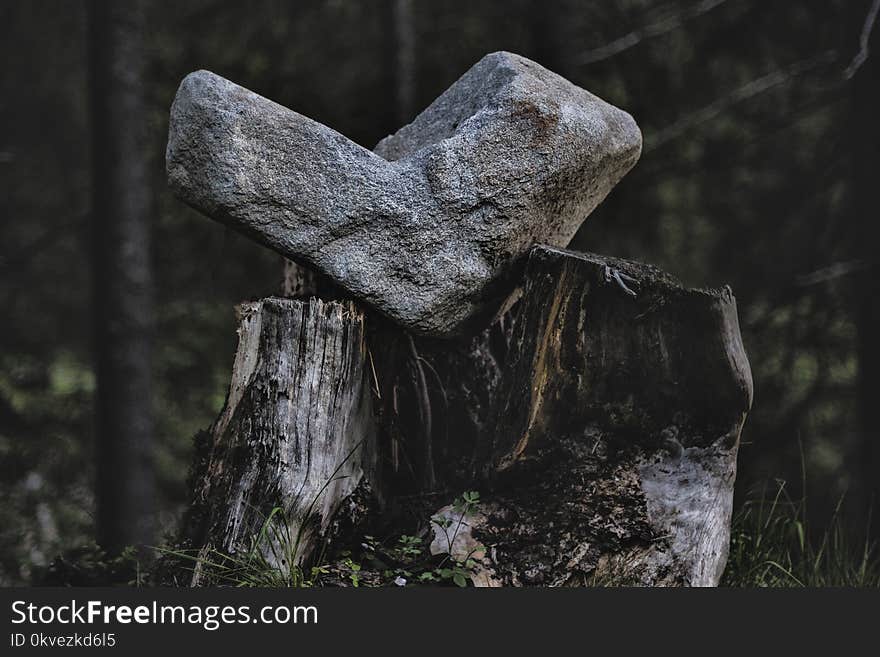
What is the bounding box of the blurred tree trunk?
[391,0,416,126]
[853,2,880,537]
[89,0,154,554]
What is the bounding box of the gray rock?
[166,51,641,336]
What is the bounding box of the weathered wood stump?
[370,246,752,586]
[183,245,752,586]
[183,298,377,584]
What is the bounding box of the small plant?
[436,562,477,588]
[456,491,481,512]
[431,515,452,530]
[426,490,483,587]
[361,535,380,553]
[325,490,486,587]
[394,534,424,560]
[431,490,480,555]
[341,557,362,587]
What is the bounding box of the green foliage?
[723,482,880,587]
[341,557,361,588]
[160,507,317,588]
[0,352,94,585]
[35,544,144,587]
[454,491,481,512]
[425,491,483,588]
[432,491,480,550]
[394,534,424,560]
[327,491,485,588]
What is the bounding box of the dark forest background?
[1,0,878,585]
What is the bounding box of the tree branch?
[576,0,731,66]
[844,0,880,79]
[797,260,869,287]
[645,51,838,153]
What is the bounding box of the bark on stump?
[184,298,376,584]
[185,247,752,586]
[373,246,753,585]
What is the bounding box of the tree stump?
[183,297,377,584]
[184,244,752,586]
[367,245,752,585]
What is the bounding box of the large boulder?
[166,51,641,337]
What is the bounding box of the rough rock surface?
[166,51,642,337]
